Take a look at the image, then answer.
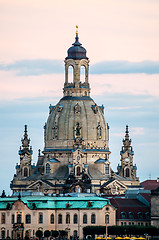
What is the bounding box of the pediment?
[102,179,127,195]
[26,179,53,190]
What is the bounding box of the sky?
[0,0,159,195]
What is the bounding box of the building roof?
[109,198,150,220]
[141,180,159,190]
[0,196,110,210]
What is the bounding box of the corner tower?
[117,125,139,182]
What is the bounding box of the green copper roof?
[0,196,110,210]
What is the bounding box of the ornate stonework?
[11,30,140,195]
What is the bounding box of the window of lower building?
[121,212,127,219]
[138,212,143,219]
[50,214,54,224]
[11,214,15,224]
[74,214,78,224]
[58,214,62,224]
[25,214,31,224]
[83,214,87,224]
[66,213,70,224]
[1,230,5,239]
[121,222,123,226]
[124,222,126,226]
[17,214,22,224]
[105,214,109,224]
[39,213,43,224]
[91,213,96,224]
[1,213,5,224]
[129,212,134,219]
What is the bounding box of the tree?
[44,230,51,240]
[36,230,43,240]
[51,230,58,238]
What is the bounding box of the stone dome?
[45,96,109,150]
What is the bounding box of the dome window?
[105,164,109,175]
[46,163,50,174]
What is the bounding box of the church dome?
[44,27,109,151]
[45,96,109,150]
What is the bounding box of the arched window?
[80,65,85,83]
[105,214,109,224]
[1,213,5,224]
[50,214,54,224]
[76,166,80,176]
[66,213,70,224]
[1,230,5,239]
[105,164,109,174]
[39,213,43,224]
[91,213,96,224]
[126,168,130,177]
[58,214,62,224]
[68,66,74,83]
[46,163,50,174]
[17,214,22,224]
[145,212,150,220]
[129,212,134,219]
[74,214,78,224]
[11,214,15,224]
[121,212,127,219]
[85,91,87,96]
[25,214,31,224]
[83,214,87,224]
[24,167,28,177]
[138,212,143,219]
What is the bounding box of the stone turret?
[117,125,139,182]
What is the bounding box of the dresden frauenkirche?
[10,28,140,195]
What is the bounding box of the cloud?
[1,59,159,76]
[90,61,159,74]
[0,59,64,76]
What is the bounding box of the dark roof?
[110,198,150,220]
[141,180,159,190]
[65,35,88,60]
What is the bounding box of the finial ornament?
[76,25,78,36]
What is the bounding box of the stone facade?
[0,195,116,239]
[10,30,140,195]
[151,187,159,228]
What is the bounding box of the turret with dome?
[11,27,140,194]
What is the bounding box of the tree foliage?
[51,230,58,238]
[83,225,159,237]
[44,230,51,238]
[36,230,43,239]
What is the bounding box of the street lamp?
[105,207,109,240]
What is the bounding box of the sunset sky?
[0,0,159,195]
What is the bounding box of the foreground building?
[151,187,159,228]
[0,194,116,239]
[10,28,140,195]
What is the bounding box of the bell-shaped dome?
[45,96,109,150]
[65,35,88,60]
